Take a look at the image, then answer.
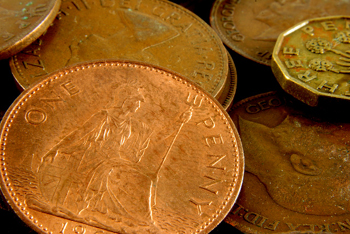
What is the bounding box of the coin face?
[10,0,228,100]
[210,0,350,66]
[226,91,350,233]
[272,16,350,106]
[0,60,244,234]
[0,0,61,60]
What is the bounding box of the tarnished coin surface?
[210,0,350,66]
[226,91,350,233]
[218,50,237,111]
[0,60,244,234]
[0,0,61,60]
[272,16,350,107]
[10,0,228,99]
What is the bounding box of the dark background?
[0,0,282,233]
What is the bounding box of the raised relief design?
[238,115,350,216]
[11,84,201,233]
[65,9,180,66]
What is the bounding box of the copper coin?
[272,16,350,107]
[226,91,350,233]
[0,0,61,60]
[210,0,350,66]
[10,0,229,100]
[218,50,237,111]
[0,60,244,234]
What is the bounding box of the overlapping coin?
[226,91,350,233]
[272,16,350,106]
[10,0,229,103]
[0,0,61,60]
[210,0,350,66]
[0,60,244,234]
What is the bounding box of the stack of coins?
[1,0,350,233]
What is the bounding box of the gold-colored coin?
[226,91,350,233]
[0,0,61,60]
[10,0,228,100]
[272,15,350,106]
[210,0,350,66]
[218,50,237,111]
[0,60,244,234]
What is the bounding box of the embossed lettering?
[321,21,337,31]
[189,198,212,215]
[315,224,332,232]
[40,92,63,109]
[264,220,280,231]
[72,0,90,10]
[297,70,317,82]
[22,59,45,69]
[256,51,272,60]
[245,98,282,114]
[199,175,221,194]
[100,0,115,7]
[285,59,303,68]
[120,0,141,10]
[193,70,213,82]
[152,6,192,33]
[283,47,300,56]
[197,117,215,128]
[338,220,350,231]
[186,93,203,108]
[25,109,47,125]
[286,223,301,231]
[73,225,86,234]
[302,26,314,36]
[1,32,15,42]
[61,81,80,96]
[197,61,215,70]
[317,80,338,93]
[205,135,224,147]
[59,222,68,234]
[244,212,266,226]
[207,155,226,170]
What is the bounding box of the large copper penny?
[272,16,350,107]
[210,0,350,66]
[0,0,61,60]
[226,91,350,233]
[10,0,229,100]
[0,60,244,234]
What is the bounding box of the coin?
[272,16,350,107]
[10,0,229,100]
[210,0,350,66]
[0,0,61,60]
[226,91,350,233]
[0,60,244,234]
[218,50,237,111]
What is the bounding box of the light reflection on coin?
[10,0,228,100]
[0,0,61,60]
[0,60,244,234]
[210,0,350,66]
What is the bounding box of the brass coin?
[0,60,244,234]
[210,0,350,66]
[218,50,237,111]
[0,0,61,60]
[10,0,228,99]
[226,91,350,233]
[272,16,350,107]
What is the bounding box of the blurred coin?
[210,0,350,66]
[10,0,228,100]
[272,15,350,107]
[0,0,61,60]
[226,91,350,233]
[0,60,244,234]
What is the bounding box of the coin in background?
[226,91,350,233]
[210,0,350,66]
[0,0,61,60]
[10,0,228,101]
[1,60,244,234]
[272,16,350,106]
